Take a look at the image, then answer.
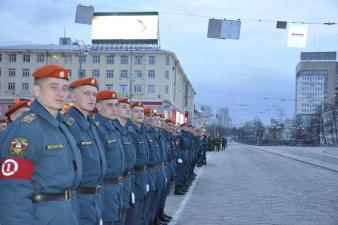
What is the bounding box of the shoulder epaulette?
[22,113,37,124]
[65,117,75,126]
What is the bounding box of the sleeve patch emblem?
[10,138,28,156]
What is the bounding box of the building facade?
[216,107,230,127]
[0,42,196,122]
[295,52,337,128]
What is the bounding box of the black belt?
[32,189,73,202]
[135,165,148,172]
[78,186,101,195]
[105,177,123,185]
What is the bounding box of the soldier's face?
[131,106,144,124]
[153,116,162,127]
[96,99,119,120]
[10,107,30,121]
[72,85,98,112]
[144,115,153,125]
[118,103,131,119]
[34,77,69,112]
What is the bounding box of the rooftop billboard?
[92,12,159,44]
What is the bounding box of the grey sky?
[1,0,337,125]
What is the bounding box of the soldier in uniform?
[111,98,136,225]
[0,64,83,225]
[153,113,173,224]
[128,102,150,225]
[64,78,107,225]
[94,90,125,225]
[161,118,177,220]
[142,108,161,225]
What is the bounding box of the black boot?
[160,209,172,220]
[174,185,185,195]
[158,213,170,223]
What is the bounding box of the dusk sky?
[1,0,337,125]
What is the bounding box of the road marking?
[169,152,213,225]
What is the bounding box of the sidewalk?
[251,145,338,172]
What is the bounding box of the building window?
[37,54,45,63]
[149,55,155,65]
[79,55,86,64]
[134,70,143,79]
[121,55,128,64]
[165,56,170,65]
[134,55,143,64]
[106,70,114,78]
[23,54,30,63]
[92,69,100,78]
[165,85,169,94]
[107,54,114,64]
[120,70,128,79]
[22,69,30,77]
[106,84,113,90]
[78,69,85,78]
[165,71,170,79]
[22,83,29,91]
[8,82,15,91]
[148,70,155,78]
[9,54,16,62]
[8,68,16,77]
[134,84,142,93]
[119,84,128,94]
[148,84,155,93]
[93,55,100,64]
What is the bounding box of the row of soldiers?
[208,136,227,151]
[0,64,208,225]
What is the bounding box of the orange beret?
[96,90,118,101]
[70,78,99,89]
[130,102,143,108]
[5,101,31,118]
[33,64,70,80]
[144,108,154,115]
[118,98,129,104]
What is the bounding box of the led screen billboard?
[92,12,159,44]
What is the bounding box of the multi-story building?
[216,107,230,127]
[0,40,196,122]
[200,105,213,125]
[295,52,337,129]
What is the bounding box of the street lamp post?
[73,39,88,78]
